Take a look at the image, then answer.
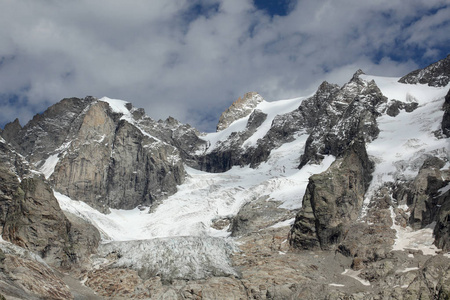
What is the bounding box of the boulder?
[290,139,373,250]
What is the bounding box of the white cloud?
[0,0,449,131]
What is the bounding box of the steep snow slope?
[198,96,307,154]
[361,75,449,209]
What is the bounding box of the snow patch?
[40,154,59,179]
[341,269,371,286]
[329,283,345,287]
[270,218,295,228]
[390,207,440,255]
[99,97,130,115]
[242,97,306,148]
[399,267,419,273]
[438,182,450,196]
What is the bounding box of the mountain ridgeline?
[0,55,449,299]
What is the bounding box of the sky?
[0,0,449,132]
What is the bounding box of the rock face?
[290,139,373,250]
[216,92,263,131]
[3,97,186,212]
[387,156,450,251]
[299,71,386,167]
[2,97,94,163]
[150,116,208,168]
[399,54,450,87]
[194,71,387,174]
[0,243,74,300]
[443,89,450,137]
[2,176,100,268]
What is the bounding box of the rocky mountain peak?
[2,118,21,142]
[351,69,365,81]
[399,54,450,87]
[216,92,264,131]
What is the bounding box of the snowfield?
[361,75,449,211]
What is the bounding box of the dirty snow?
[390,207,440,255]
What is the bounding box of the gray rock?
[386,99,419,117]
[230,195,295,237]
[299,73,387,168]
[2,97,94,164]
[2,176,100,268]
[216,92,264,131]
[6,98,188,212]
[434,190,450,251]
[290,139,373,250]
[399,54,450,87]
[338,186,396,265]
[408,157,449,229]
[442,89,450,137]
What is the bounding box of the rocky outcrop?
[299,72,387,167]
[106,120,184,209]
[2,97,186,212]
[1,97,94,164]
[216,92,263,131]
[0,244,74,300]
[386,99,418,117]
[337,185,396,266]
[0,138,34,227]
[2,176,100,268]
[399,54,450,87]
[0,167,18,228]
[443,89,450,137]
[407,157,449,229]
[1,118,22,144]
[394,156,450,251]
[49,100,117,211]
[290,139,373,250]
[230,195,294,237]
[434,192,450,251]
[151,116,208,168]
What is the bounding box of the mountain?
[0,55,449,299]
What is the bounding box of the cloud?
[0,0,449,131]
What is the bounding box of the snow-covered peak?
[99,96,131,115]
[216,92,264,131]
[198,95,307,154]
